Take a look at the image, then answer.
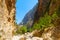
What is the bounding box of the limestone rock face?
[34,0,51,23]
[34,0,60,23]
[0,0,15,40]
[49,0,60,15]
[51,18,60,40]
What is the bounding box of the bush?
[32,13,52,30]
[15,13,58,34]
[16,26,27,34]
[52,12,58,19]
[32,12,59,31]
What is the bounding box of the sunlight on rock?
[12,35,20,40]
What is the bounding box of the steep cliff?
[49,0,60,15]
[33,0,60,40]
[34,0,60,23]
[19,3,38,27]
[0,0,15,40]
[34,0,51,23]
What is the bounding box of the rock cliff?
[0,0,15,40]
[34,0,60,40]
[34,0,60,23]
[19,3,38,27]
[34,0,51,23]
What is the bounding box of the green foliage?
[16,26,27,34]
[32,13,58,31]
[52,12,58,19]
[15,12,58,34]
[33,23,40,29]
[39,14,52,26]
[32,13,52,30]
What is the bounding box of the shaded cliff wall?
[0,0,15,40]
[34,0,51,23]
[34,0,60,23]
[33,0,60,40]
[49,0,60,15]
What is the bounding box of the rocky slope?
[12,27,53,40]
[19,3,38,27]
[12,24,60,40]
[19,0,51,26]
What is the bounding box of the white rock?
[12,32,43,40]
[26,38,32,40]
[12,35,20,40]
[32,37,43,40]
[12,35,25,40]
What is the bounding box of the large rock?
[0,0,16,40]
[12,33,43,40]
[32,30,44,37]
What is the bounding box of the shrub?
[32,12,59,31]
[39,14,52,26]
[15,12,58,33]
[16,26,27,34]
[52,12,58,19]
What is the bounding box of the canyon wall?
[34,0,51,23]
[34,0,60,40]
[34,0,60,23]
[0,0,15,40]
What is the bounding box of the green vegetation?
[32,13,52,30]
[32,13,58,31]
[16,26,27,34]
[16,12,58,34]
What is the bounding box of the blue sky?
[16,0,38,24]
